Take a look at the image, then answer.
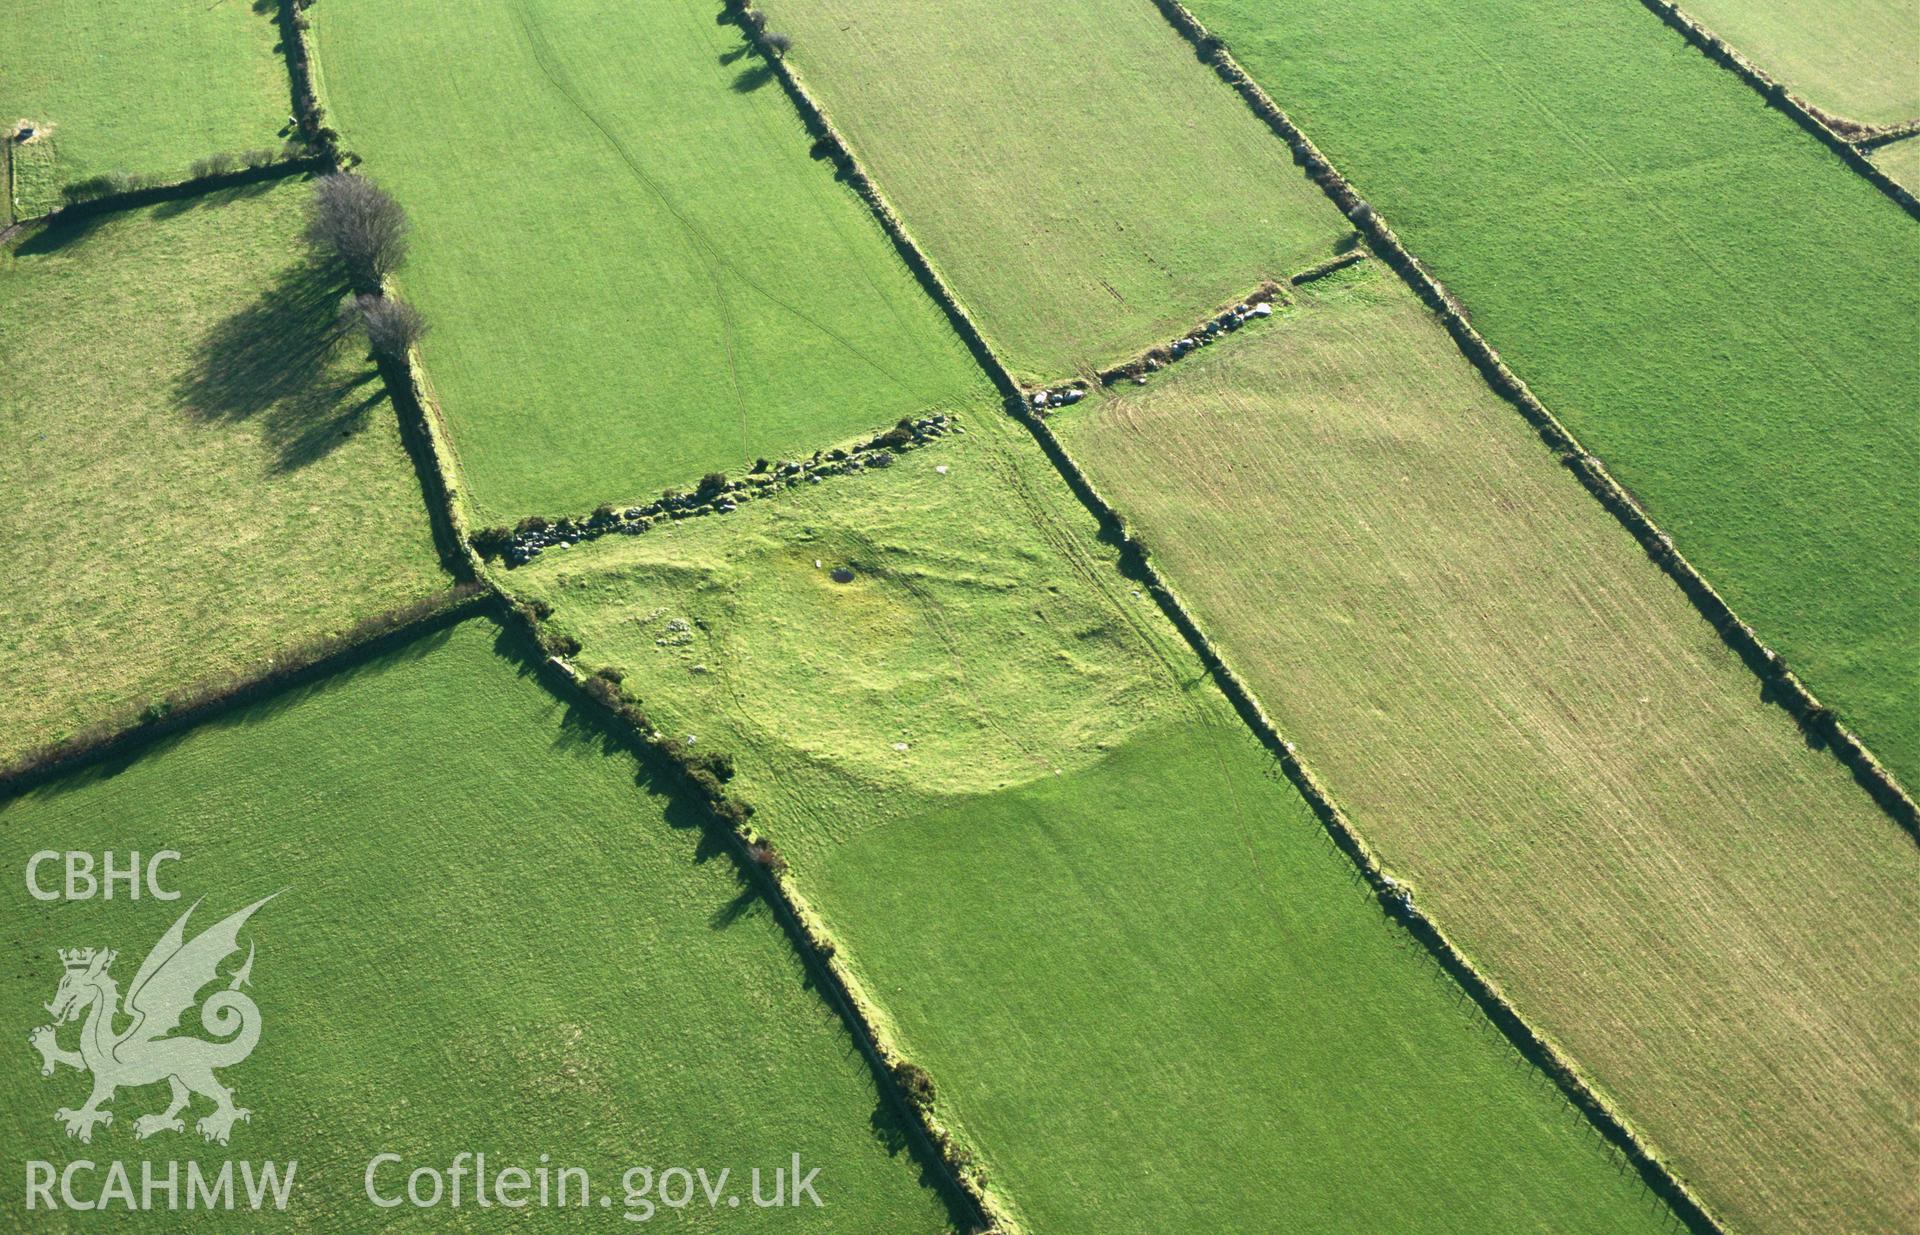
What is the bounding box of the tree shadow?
[11,211,108,257]
[731,63,774,93]
[149,176,281,221]
[709,883,757,929]
[718,44,750,66]
[174,259,388,472]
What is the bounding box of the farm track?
[507,0,930,462]
[719,4,1720,1231]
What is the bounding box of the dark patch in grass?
[147,176,282,221]
[709,885,758,929]
[175,259,387,472]
[731,63,775,93]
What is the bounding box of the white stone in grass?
[935,465,949,474]
[892,742,909,751]
[1253,302,1273,316]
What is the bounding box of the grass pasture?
[0,617,954,1232]
[0,0,289,218]
[510,410,1676,1234]
[0,180,448,769]
[1672,0,1920,126]
[755,0,1349,382]
[1187,0,1920,797]
[1872,133,1920,192]
[309,0,989,521]
[1051,265,1920,1235]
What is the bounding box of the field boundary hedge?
[700,4,1724,1228]
[345,110,997,1220]
[489,602,997,1233]
[1635,0,1920,218]
[1,155,326,234]
[1143,0,1917,843]
[0,584,489,802]
[273,0,344,167]
[722,2,1020,402]
[997,380,1724,1234]
[1857,123,1920,153]
[2,135,14,231]
[1089,279,1284,387]
[471,414,959,568]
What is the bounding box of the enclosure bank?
[25,1158,297,1212]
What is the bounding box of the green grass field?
[509,409,1676,1234]
[308,0,988,522]
[1675,0,1920,125]
[0,617,953,1232]
[1872,133,1920,192]
[1187,0,1920,797]
[1051,265,1920,1235]
[0,180,448,769]
[756,0,1349,382]
[0,0,288,218]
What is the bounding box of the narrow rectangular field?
[1186,0,1920,797]
[1050,264,1920,1235]
[0,180,449,770]
[0,617,954,1232]
[1670,0,1920,125]
[0,0,289,218]
[310,0,990,521]
[754,0,1349,382]
[511,409,1678,1234]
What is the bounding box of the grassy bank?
[509,409,1677,1234]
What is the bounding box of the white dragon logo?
[28,894,277,1145]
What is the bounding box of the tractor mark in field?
[1414,0,1871,411]
[509,0,926,432]
[509,0,751,458]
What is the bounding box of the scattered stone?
[829,567,856,584]
[489,416,960,566]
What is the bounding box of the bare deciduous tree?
[306,174,409,289]
[355,293,427,359]
[763,32,792,58]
